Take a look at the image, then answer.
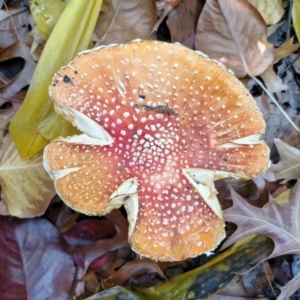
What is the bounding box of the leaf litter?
[1,0,300,299]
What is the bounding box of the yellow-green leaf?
[9,0,103,160]
[293,0,300,41]
[30,0,67,40]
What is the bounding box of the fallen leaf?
[0,216,75,300]
[272,138,300,181]
[195,0,275,78]
[222,181,300,300]
[292,0,300,42]
[30,0,67,40]
[26,25,45,61]
[255,93,271,121]
[241,262,274,297]
[249,0,284,25]
[0,40,36,106]
[167,0,204,49]
[267,22,282,37]
[0,103,15,143]
[106,256,167,287]
[209,248,274,299]
[85,235,273,299]
[0,6,30,49]
[152,0,182,33]
[94,0,157,46]
[260,65,289,97]
[0,134,55,217]
[63,219,117,247]
[274,37,300,63]
[9,0,103,160]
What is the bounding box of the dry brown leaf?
[274,37,300,63]
[167,0,204,49]
[0,6,31,49]
[106,256,167,286]
[222,182,300,300]
[267,22,282,37]
[209,249,274,300]
[0,40,36,106]
[152,0,182,33]
[93,0,157,46]
[195,0,275,78]
[272,138,300,181]
[260,38,299,97]
[249,0,284,25]
[260,65,289,98]
[255,93,271,122]
[0,134,55,217]
[26,25,45,61]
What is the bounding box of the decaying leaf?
[255,93,271,122]
[105,256,167,287]
[152,0,182,33]
[0,216,75,300]
[274,37,300,63]
[249,0,284,25]
[195,0,275,78]
[0,134,55,217]
[260,38,299,97]
[260,66,290,98]
[222,181,300,300]
[26,25,45,61]
[0,5,30,49]
[0,40,36,106]
[83,235,273,299]
[94,0,157,45]
[272,138,300,181]
[261,37,300,91]
[167,0,204,49]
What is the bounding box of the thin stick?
[263,262,276,298]
[3,1,21,41]
[239,55,300,133]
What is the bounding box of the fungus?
[43,40,269,261]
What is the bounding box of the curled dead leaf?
[272,138,300,181]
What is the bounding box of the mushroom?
[43,40,269,261]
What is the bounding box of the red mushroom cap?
[44,40,269,261]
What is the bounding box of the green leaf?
[30,0,67,40]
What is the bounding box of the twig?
[238,53,300,133]
[3,1,21,41]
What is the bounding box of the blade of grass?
[9,0,103,160]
